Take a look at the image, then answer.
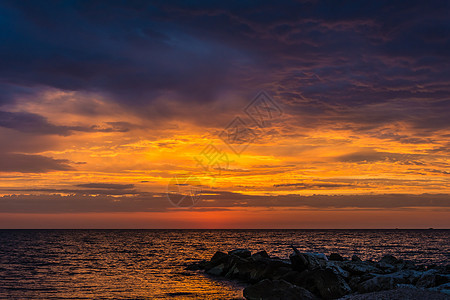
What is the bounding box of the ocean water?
[0,229,448,299]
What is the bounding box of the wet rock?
[377,269,423,285]
[229,249,252,258]
[223,255,250,279]
[204,252,230,272]
[348,275,362,291]
[326,261,350,279]
[341,261,383,275]
[206,263,226,276]
[211,251,228,261]
[290,246,322,272]
[416,270,450,288]
[329,253,345,261]
[430,282,450,296]
[252,250,270,260]
[380,254,400,265]
[351,255,362,262]
[294,268,352,299]
[357,276,396,293]
[243,279,318,300]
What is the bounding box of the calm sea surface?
[0,229,448,299]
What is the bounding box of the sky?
[0,0,449,228]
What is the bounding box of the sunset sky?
[0,1,449,228]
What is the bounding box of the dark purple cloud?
[0,153,74,173]
[0,191,448,213]
[0,0,448,143]
[0,110,131,135]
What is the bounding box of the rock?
[329,253,344,261]
[348,275,362,291]
[210,251,228,261]
[395,260,417,271]
[377,269,423,285]
[290,246,322,272]
[206,263,225,276]
[380,254,400,265]
[229,249,252,258]
[223,255,251,279]
[290,252,309,272]
[430,282,450,295]
[326,261,350,279]
[297,268,352,299]
[204,253,230,271]
[357,276,396,293]
[416,270,450,288]
[224,255,291,282]
[376,261,395,272]
[308,252,328,261]
[243,279,317,300]
[341,261,383,275]
[252,250,270,260]
[351,255,362,262]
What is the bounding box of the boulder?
[416,270,450,288]
[296,268,352,299]
[223,255,251,279]
[229,249,252,258]
[380,254,400,265]
[290,246,322,272]
[341,261,383,275]
[351,255,362,262]
[210,251,228,261]
[376,261,395,272]
[329,253,344,261]
[377,269,423,285]
[252,250,270,260]
[243,279,318,300]
[204,253,230,272]
[326,262,350,279]
[430,282,450,296]
[357,276,396,293]
[206,263,225,276]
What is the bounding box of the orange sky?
[0,89,448,228]
[0,2,449,228]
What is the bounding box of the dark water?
[0,229,448,299]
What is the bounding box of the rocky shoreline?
[186,246,450,299]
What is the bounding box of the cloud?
[0,153,74,173]
[76,183,135,190]
[0,0,447,135]
[0,110,130,135]
[273,183,353,189]
[0,191,448,213]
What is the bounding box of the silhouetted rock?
[211,251,228,261]
[252,250,270,260]
[229,249,251,258]
[352,255,362,262]
[357,276,396,293]
[206,263,225,276]
[341,260,383,275]
[300,268,351,299]
[416,269,450,288]
[243,279,317,300]
[186,248,450,299]
[329,253,345,261]
[380,254,400,265]
[290,246,323,272]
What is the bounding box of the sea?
[0,229,448,299]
